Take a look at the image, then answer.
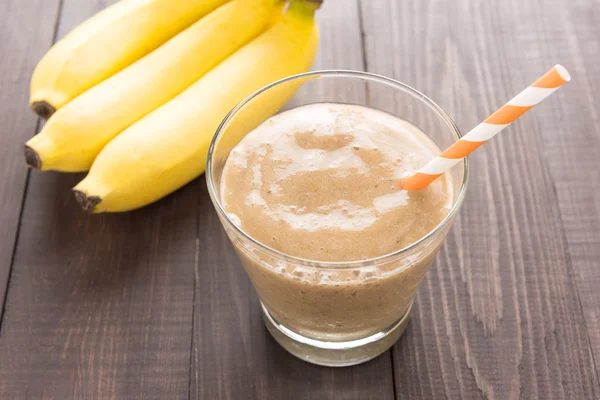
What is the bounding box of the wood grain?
[359,0,600,398]
[505,0,600,367]
[190,1,395,399]
[0,0,598,398]
[0,0,60,327]
[0,1,197,398]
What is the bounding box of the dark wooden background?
[1,0,599,399]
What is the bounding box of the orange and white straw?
[400,65,571,191]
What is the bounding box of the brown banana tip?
[24,145,41,169]
[31,101,56,119]
[73,190,102,214]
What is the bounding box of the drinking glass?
[207,71,468,366]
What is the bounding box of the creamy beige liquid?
[220,103,454,341]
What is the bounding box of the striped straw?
[400,65,571,191]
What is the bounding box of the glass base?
[261,301,413,367]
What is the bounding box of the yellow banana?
[74,0,321,213]
[25,0,279,172]
[30,0,229,118]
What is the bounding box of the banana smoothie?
[219,103,454,342]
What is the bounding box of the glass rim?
[206,69,469,269]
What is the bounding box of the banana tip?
[73,190,102,214]
[24,145,41,169]
[31,101,56,119]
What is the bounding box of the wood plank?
[190,1,395,399]
[505,0,600,367]
[359,0,600,398]
[0,0,60,325]
[0,1,197,398]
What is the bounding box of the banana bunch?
[25,0,321,213]
[30,0,230,118]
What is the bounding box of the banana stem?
[289,0,323,13]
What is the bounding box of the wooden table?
[1,0,599,398]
